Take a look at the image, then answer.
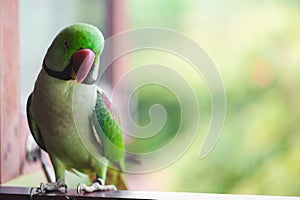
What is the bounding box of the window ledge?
[0,186,298,200]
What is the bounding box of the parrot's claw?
[29,181,67,200]
[39,180,67,193]
[77,178,116,195]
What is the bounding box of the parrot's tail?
[89,168,128,190]
[106,167,128,190]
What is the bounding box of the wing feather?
[92,89,125,165]
[26,93,47,152]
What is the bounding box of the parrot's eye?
[63,40,68,48]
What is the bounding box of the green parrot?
[26,23,127,193]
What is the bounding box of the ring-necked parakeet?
[26,23,127,193]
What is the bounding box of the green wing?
[26,93,47,151]
[92,89,125,165]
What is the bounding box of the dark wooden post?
[107,0,129,86]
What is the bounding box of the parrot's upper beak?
[71,49,95,83]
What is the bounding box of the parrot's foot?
[39,180,67,193]
[77,178,116,195]
[29,181,67,200]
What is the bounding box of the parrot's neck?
[43,60,73,81]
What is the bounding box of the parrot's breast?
[31,70,105,171]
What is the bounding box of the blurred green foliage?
[127,84,181,153]
[127,0,300,196]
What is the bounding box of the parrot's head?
[43,23,104,84]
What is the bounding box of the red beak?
[71,49,95,83]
